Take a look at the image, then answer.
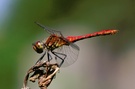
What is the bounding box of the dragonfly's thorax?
[44,35,69,51]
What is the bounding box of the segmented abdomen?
[66,29,118,43]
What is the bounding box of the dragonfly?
[33,22,118,67]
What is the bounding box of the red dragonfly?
[33,22,118,67]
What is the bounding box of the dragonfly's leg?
[51,51,67,67]
[35,51,46,65]
[47,52,52,62]
[53,51,67,59]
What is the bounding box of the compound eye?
[35,41,41,48]
[37,42,41,47]
[32,41,43,53]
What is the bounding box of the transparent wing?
[35,22,63,37]
[53,43,80,67]
[35,22,80,67]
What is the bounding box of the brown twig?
[22,61,59,89]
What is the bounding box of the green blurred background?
[0,0,135,89]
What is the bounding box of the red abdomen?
[66,29,118,43]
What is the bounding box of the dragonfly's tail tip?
[109,29,118,35]
[113,29,119,33]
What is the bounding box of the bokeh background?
[0,0,135,89]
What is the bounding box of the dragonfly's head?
[32,41,44,53]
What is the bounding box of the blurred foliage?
[0,0,135,89]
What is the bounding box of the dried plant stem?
[22,61,59,89]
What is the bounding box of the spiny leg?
[51,51,67,67]
[47,52,52,62]
[35,51,46,65]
